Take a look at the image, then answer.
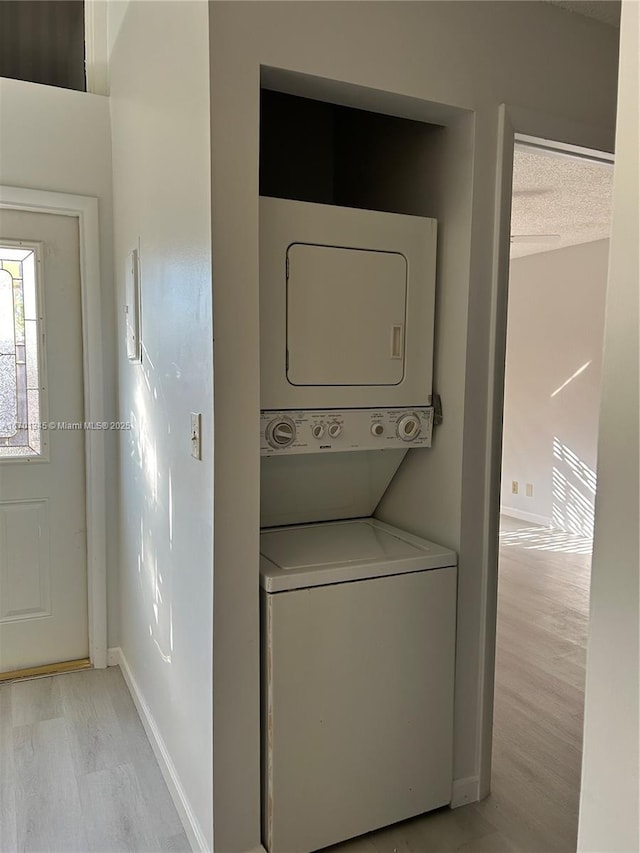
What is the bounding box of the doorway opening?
[494,136,613,849]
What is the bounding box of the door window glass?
[0,246,44,458]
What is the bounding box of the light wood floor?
[0,518,591,853]
[328,517,592,853]
[0,666,190,853]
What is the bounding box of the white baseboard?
[451,776,481,808]
[106,647,209,853]
[500,506,551,527]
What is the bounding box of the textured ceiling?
[545,0,621,28]
[510,148,613,258]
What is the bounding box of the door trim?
[477,106,615,796]
[0,185,108,669]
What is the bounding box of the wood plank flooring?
[0,517,591,853]
[328,518,592,853]
[0,666,190,853]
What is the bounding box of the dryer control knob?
[266,417,296,449]
[328,422,342,439]
[311,424,325,439]
[371,422,385,437]
[397,412,421,442]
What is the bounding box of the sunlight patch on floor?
[499,525,593,555]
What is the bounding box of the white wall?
[108,2,213,848]
[578,1,639,849]
[501,240,609,532]
[0,77,119,646]
[208,2,619,850]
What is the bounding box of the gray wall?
[108,2,213,847]
[578,2,639,848]
[501,240,609,532]
[209,2,619,850]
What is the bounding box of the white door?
[0,209,88,673]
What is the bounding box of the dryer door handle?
[390,324,404,360]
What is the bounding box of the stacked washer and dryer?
[259,196,457,853]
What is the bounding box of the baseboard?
[451,776,481,808]
[106,647,209,853]
[500,506,551,527]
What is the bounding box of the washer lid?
[260,518,457,592]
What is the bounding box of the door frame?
[0,185,107,669]
[477,105,615,794]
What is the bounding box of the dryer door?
[286,244,406,387]
[259,196,437,410]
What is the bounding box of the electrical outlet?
[190,413,201,460]
[511,480,519,495]
[526,483,534,497]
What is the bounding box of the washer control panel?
[261,408,434,455]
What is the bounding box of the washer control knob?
[328,422,342,439]
[371,422,384,437]
[311,424,325,439]
[266,417,296,449]
[397,412,421,442]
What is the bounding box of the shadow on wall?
[552,436,597,537]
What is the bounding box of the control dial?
[397,412,422,442]
[328,422,342,439]
[266,416,296,449]
[311,424,325,439]
[371,422,384,437]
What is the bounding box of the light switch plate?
[191,413,201,460]
[125,248,141,362]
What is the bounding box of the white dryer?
[259,196,438,411]
[260,518,457,853]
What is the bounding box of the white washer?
[260,518,457,853]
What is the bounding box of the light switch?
[125,248,141,362]
[191,413,201,460]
